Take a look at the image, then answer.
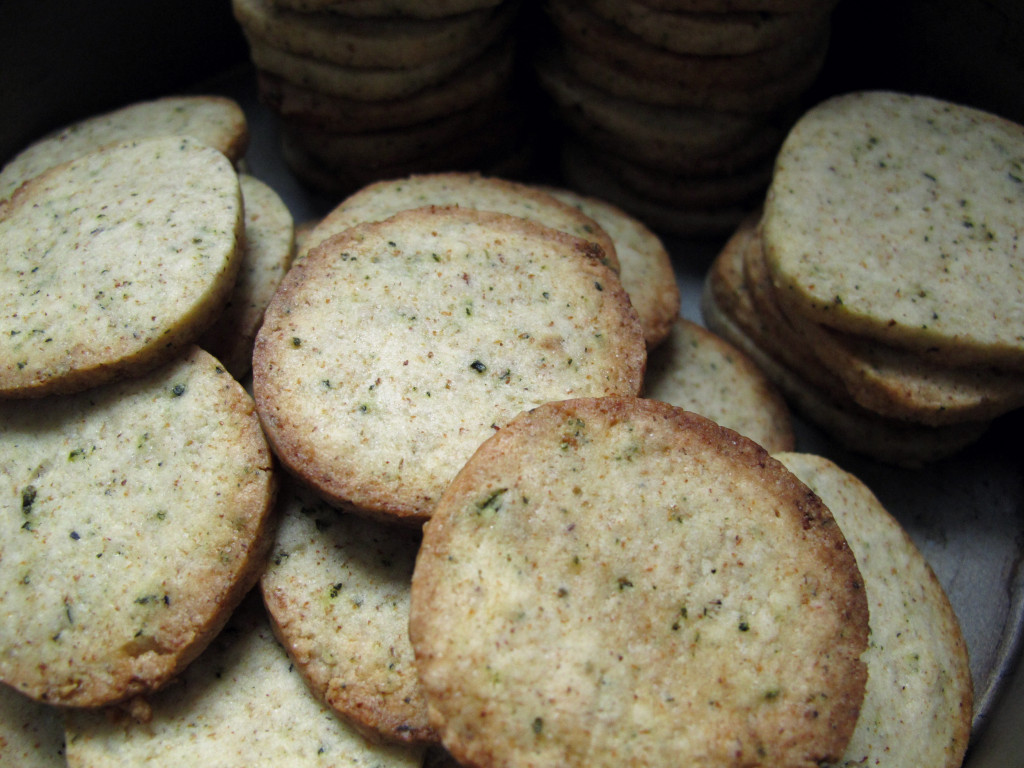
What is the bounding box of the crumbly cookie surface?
[775,452,973,768]
[411,396,869,768]
[253,206,644,523]
[261,479,433,744]
[0,347,276,706]
[64,594,425,768]
[0,136,243,398]
[763,91,1024,369]
[0,95,248,200]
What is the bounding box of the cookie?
[644,316,795,452]
[585,0,831,56]
[255,38,514,133]
[245,37,490,101]
[535,51,773,161]
[566,141,774,208]
[561,40,826,113]
[775,452,972,768]
[278,120,529,197]
[548,0,827,89]
[410,396,868,767]
[298,172,620,271]
[559,145,754,237]
[700,239,992,466]
[0,346,277,707]
[233,0,511,69]
[0,136,244,398]
[541,184,679,347]
[762,91,1024,370]
[0,685,65,767]
[278,92,517,171]
[0,95,248,200]
[268,0,502,18]
[199,173,295,380]
[252,206,645,523]
[261,479,432,744]
[64,593,426,768]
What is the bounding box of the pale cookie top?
[775,452,972,768]
[199,173,295,380]
[645,316,795,452]
[0,346,277,707]
[253,206,645,523]
[410,396,869,768]
[541,185,679,348]
[0,685,65,768]
[763,91,1024,370]
[64,595,425,768]
[0,95,248,200]
[261,479,433,744]
[300,172,620,272]
[0,136,244,398]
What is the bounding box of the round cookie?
[0,685,65,768]
[255,39,514,133]
[199,173,295,380]
[298,172,620,271]
[261,479,432,744]
[410,396,869,768]
[0,346,277,707]
[64,594,425,768]
[644,316,795,452]
[232,0,512,69]
[0,95,248,200]
[585,0,831,56]
[538,184,679,348]
[253,206,645,523]
[0,136,244,398]
[774,452,972,768]
[762,91,1024,370]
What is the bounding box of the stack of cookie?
[534,0,836,237]
[0,96,285,721]
[231,0,531,196]
[702,91,1024,465]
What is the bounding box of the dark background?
[2,0,1024,163]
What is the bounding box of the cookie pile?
[703,91,1024,465]
[231,0,530,195]
[534,0,837,237]
[0,91,973,768]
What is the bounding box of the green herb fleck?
[21,485,37,514]
[171,383,186,397]
[532,717,544,735]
